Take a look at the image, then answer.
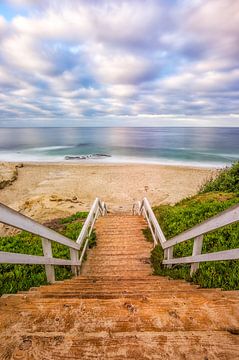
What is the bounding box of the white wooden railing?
[0,198,107,283]
[133,198,239,275]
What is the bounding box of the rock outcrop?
[0,163,23,189]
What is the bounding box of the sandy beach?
[0,162,216,229]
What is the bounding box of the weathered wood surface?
[76,197,106,246]
[163,248,239,265]
[190,235,204,275]
[164,204,239,249]
[0,199,107,280]
[0,251,80,266]
[0,202,80,250]
[42,237,55,283]
[0,214,238,359]
[138,198,239,269]
[140,197,167,246]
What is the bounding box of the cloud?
[0,0,238,125]
[89,46,158,85]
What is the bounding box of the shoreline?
[0,162,217,233]
[2,160,219,170]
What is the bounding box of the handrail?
[77,198,107,266]
[0,198,107,283]
[163,204,239,249]
[134,197,167,246]
[0,251,79,266]
[132,201,141,215]
[0,203,80,250]
[77,198,105,247]
[134,197,239,276]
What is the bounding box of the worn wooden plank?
[163,204,239,249]
[190,235,203,276]
[0,198,107,270]
[133,201,142,215]
[166,247,174,268]
[70,248,80,276]
[0,203,80,250]
[0,251,80,266]
[163,248,239,265]
[42,238,55,283]
[99,201,107,216]
[143,208,158,246]
[77,198,99,246]
[79,237,89,267]
[141,197,167,246]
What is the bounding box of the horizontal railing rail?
[0,251,79,266]
[0,198,107,283]
[163,204,239,250]
[163,248,239,265]
[134,197,239,276]
[0,203,80,250]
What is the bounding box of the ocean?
[0,127,238,168]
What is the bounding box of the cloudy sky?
[0,0,239,127]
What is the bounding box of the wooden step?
[0,213,239,359]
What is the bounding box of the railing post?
[154,228,157,247]
[164,246,173,268]
[70,248,79,276]
[190,235,203,276]
[41,238,55,283]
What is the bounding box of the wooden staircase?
[0,214,239,359]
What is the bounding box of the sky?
[0,0,239,127]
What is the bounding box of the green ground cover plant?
[0,212,96,295]
[150,162,239,290]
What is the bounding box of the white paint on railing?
[164,204,239,249]
[140,197,167,246]
[0,198,107,283]
[134,198,239,276]
[190,235,203,275]
[70,248,80,276]
[42,237,55,283]
[0,203,80,250]
[0,251,80,266]
[132,201,141,215]
[77,198,99,246]
[76,198,106,267]
[163,248,239,265]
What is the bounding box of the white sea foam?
[0,151,227,168]
[0,127,237,168]
[24,145,75,152]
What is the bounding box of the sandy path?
[0,163,215,226]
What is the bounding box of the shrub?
[200,161,239,193]
[0,211,96,295]
[150,163,239,290]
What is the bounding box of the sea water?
[0,127,238,167]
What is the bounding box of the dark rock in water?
[65,154,111,160]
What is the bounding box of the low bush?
[0,211,96,295]
[150,162,239,290]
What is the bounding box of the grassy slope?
[0,212,96,295]
[151,162,239,290]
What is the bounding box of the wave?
[25,145,75,152]
[0,153,231,168]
